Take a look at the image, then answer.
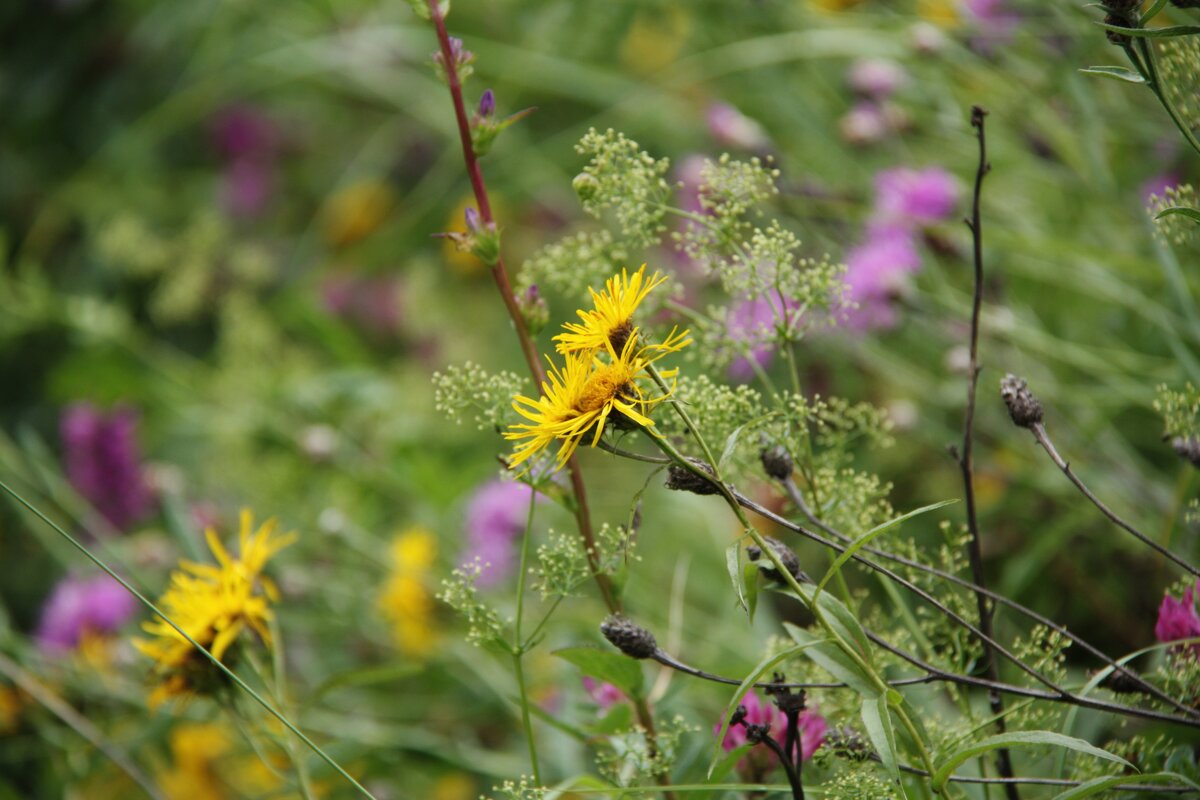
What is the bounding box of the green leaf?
[1156,206,1200,225]
[717,413,774,471]
[932,731,1136,791]
[742,560,760,622]
[726,541,750,614]
[707,640,827,778]
[1078,66,1145,84]
[1094,20,1200,38]
[783,623,877,696]
[861,694,900,785]
[1052,771,1199,799]
[1141,0,1169,26]
[553,646,643,697]
[785,583,873,662]
[815,499,956,596]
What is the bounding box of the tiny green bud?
[572,172,601,203]
[518,284,549,335]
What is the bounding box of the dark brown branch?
[731,490,1200,728]
[778,475,1200,721]
[1030,422,1200,578]
[954,105,1018,799]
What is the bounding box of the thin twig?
[955,105,1019,798]
[779,475,1200,721]
[1030,422,1200,578]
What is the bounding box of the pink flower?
[839,102,891,146]
[873,167,960,226]
[461,479,542,587]
[715,691,826,774]
[1141,172,1180,205]
[725,294,802,381]
[1155,580,1200,654]
[707,103,770,151]
[841,226,921,331]
[36,575,138,655]
[847,58,908,100]
[582,677,624,710]
[962,0,1021,50]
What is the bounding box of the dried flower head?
[600,615,658,659]
[1000,374,1044,429]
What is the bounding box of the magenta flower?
[841,226,921,331]
[220,158,275,218]
[1155,580,1200,654]
[35,575,138,655]
[461,479,542,587]
[320,274,404,336]
[1141,172,1180,204]
[847,58,908,100]
[725,294,803,382]
[211,104,279,160]
[582,677,624,710]
[706,103,770,152]
[210,104,281,218]
[61,403,152,532]
[962,0,1021,50]
[715,691,826,774]
[873,167,960,226]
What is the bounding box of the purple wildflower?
[478,89,496,118]
[1141,172,1180,204]
[582,677,624,710]
[847,58,908,100]
[219,158,274,218]
[706,103,769,151]
[61,403,152,532]
[211,104,279,160]
[725,294,801,382]
[715,691,826,773]
[873,167,960,226]
[35,574,138,655]
[1155,580,1200,654]
[461,479,541,588]
[962,0,1021,51]
[841,226,921,331]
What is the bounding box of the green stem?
[512,491,543,784]
[0,478,377,800]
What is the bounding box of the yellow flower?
[378,527,438,657]
[916,0,959,27]
[321,179,395,248]
[554,264,671,355]
[506,329,688,470]
[134,510,296,708]
[809,0,868,11]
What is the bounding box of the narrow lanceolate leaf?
[783,622,877,696]
[1140,0,1169,26]
[726,541,750,614]
[815,499,956,595]
[786,584,872,662]
[1094,21,1200,38]
[552,646,643,697]
[861,694,900,785]
[1051,771,1200,800]
[1078,66,1145,84]
[1156,206,1200,225]
[932,731,1136,791]
[706,640,828,778]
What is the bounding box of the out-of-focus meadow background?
[2,0,1198,797]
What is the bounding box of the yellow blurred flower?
[917,0,960,27]
[809,0,868,11]
[133,510,296,708]
[322,180,396,248]
[619,6,692,74]
[158,721,295,800]
[432,773,475,800]
[0,685,22,735]
[378,527,438,657]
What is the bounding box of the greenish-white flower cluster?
[433,362,526,431]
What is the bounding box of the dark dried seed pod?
[1171,436,1200,469]
[664,458,721,495]
[1000,374,1044,429]
[600,615,658,660]
[760,445,794,481]
[746,537,810,584]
